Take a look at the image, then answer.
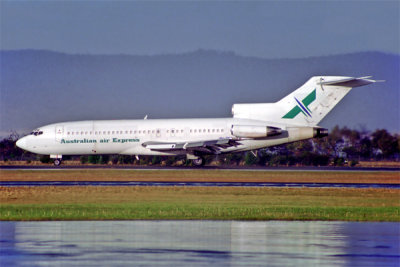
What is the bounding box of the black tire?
[192,157,204,166]
[54,159,62,166]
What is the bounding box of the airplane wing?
[142,138,241,155]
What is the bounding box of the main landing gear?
[192,157,205,167]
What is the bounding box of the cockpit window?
[30,129,43,136]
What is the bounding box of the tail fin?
[232,76,381,126]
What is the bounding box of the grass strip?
[1,204,398,221]
[1,186,399,221]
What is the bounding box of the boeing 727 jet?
[16,76,379,166]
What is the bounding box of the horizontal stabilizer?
[318,76,383,87]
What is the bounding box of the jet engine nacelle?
[231,125,282,138]
[287,127,328,142]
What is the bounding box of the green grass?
[1,203,399,221]
[1,186,399,221]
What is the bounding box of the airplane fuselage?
[17,117,307,157]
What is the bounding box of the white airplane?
[16,76,379,166]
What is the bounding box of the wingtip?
[358,76,385,83]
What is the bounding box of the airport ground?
[0,169,399,183]
[2,159,400,168]
[0,169,399,221]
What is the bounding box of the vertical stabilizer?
[232,76,379,126]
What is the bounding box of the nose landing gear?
[50,155,63,166]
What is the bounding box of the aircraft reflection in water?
[1,221,399,266]
[16,76,380,166]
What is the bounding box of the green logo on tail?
[282,89,316,119]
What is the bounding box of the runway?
[1,181,399,188]
[1,165,399,172]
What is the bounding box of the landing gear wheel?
[54,159,62,166]
[192,157,205,167]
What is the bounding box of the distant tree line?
[1,126,399,166]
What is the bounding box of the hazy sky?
[1,1,399,58]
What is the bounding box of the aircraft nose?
[16,137,28,150]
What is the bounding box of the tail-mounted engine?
[286,127,328,142]
[313,127,328,138]
[231,125,282,138]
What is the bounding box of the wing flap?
[142,138,240,154]
[145,143,179,150]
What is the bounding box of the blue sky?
[1,1,399,58]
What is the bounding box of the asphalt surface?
[1,181,399,188]
[1,165,399,172]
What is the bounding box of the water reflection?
[1,221,399,266]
